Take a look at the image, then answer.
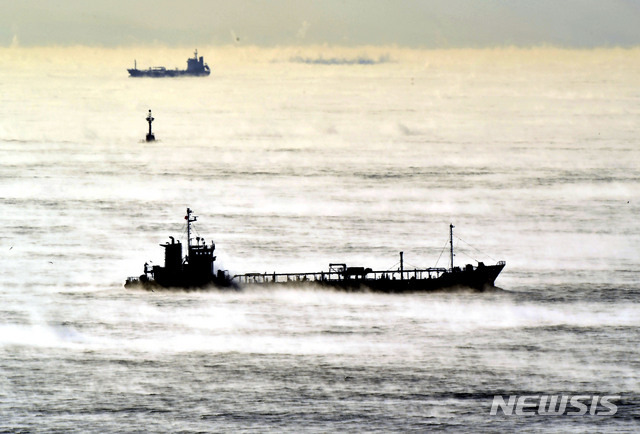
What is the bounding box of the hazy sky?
[3,0,640,48]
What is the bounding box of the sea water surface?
[0,46,639,431]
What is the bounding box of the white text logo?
[490,395,619,416]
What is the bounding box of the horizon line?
[3,42,640,51]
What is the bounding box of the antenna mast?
[450,224,455,271]
[186,208,197,249]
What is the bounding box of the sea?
[0,45,639,432]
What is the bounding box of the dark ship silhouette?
[128,50,211,77]
[125,209,235,290]
[125,208,506,292]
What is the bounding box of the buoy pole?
[146,109,155,141]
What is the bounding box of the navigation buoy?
[146,109,155,142]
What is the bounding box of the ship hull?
[124,274,237,291]
[126,263,505,293]
[127,69,210,78]
[246,263,505,293]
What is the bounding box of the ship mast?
[450,224,455,271]
[186,207,197,250]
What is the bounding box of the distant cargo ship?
[128,50,211,77]
[125,208,506,292]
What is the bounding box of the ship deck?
[233,267,449,285]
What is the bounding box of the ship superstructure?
[125,208,234,289]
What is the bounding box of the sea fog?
[0,45,639,431]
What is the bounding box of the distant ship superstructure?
[128,50,211,77]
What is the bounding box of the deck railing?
[232,267,449,285]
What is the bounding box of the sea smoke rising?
[0,46,638,431]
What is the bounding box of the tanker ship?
[125,208,506,292]
[128,50,211,77]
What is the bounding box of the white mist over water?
[0,45,639,431]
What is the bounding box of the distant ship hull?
[127,68,210,78]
